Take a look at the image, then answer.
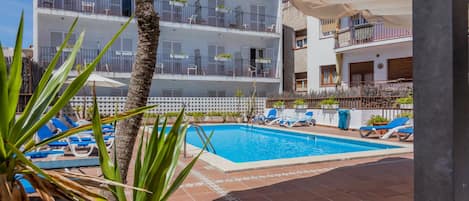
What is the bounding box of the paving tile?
[31,125,414,201]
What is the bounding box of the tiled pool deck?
[39,125,414,201]
[166,126,413,201]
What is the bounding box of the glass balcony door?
[161,0,183,22]
[108,38,134,72]
[208,45,226,75]
[243,47,273,77]
[162,41,183,74]
[250,4,266,31]
[208,0,226,27]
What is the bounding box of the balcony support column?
[413,0,469,200]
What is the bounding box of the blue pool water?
[184,125,401,163]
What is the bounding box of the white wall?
[93,78,280,97]
[341,41,413,84]
[306,17,337,92]
[264,108,396,129]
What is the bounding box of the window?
[296,37,307,48]
[388,57,413,81]
[349,61,374,86]
[350,14,368,26]
[321,65,337,86]
[296,79,308,91]
[295,72,308,91]
[320,19,336,37]
[295,29,307,49]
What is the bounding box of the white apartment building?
[283,5,413,92]
[33,0,283,97]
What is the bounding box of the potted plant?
[206,111,224,123]
[224,112,242,123]
[272,100,285,109]
[293,99,308,109]
[214,53,232,61]
[235,89,243,113]
[187,112,204,123]
[56,43,75,52]
[396,95,413,109]
[319,97,339,109]
[170,52,188,59]
[169,0,187,7]
[367,115,389,126]
[164,112,180,124]
[255,57,272,64]
[215,4,230,13]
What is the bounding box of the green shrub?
[319,97,339,106]
[172,0,188,3]
[396,96,413,104]
[366,115,389,125]
[164,112,180,117]
[207,111,224,116]
[396,112,413,119]
[226,112,241,117]
[272,101,285,108]
[216,53,232,59]
[293,99,305,106]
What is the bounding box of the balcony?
[154,1,277,33]
[38,47,278,79]
[37,0,278,34]
[38,0,133,17]
[336,23,412,48]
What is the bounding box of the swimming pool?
[185,125,402,163]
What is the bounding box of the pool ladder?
[184,124,216,158]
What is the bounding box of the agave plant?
[91,98,210,201]
[0,13,206,201]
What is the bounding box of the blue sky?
[0,0,33,48]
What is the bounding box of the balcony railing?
[154,1,277,33]
[38,0,133,17]
[337,23,412,48]
[37,0,278,33]
[39,47,278,78]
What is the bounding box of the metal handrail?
[184,124,216,157]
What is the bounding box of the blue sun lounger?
[280,111,314,128]
[37,124,96,157]
[63,114,115,131]
[359,117,409,138]
[397,127,413,141]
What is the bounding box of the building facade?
[33,0,283,97]
[281,0,307,94]
[282,11,413,93]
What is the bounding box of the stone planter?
[273,105,285,110]
[321,104,339,110]
[214,56,231,61]
[224,116,234,123]
[170,53,188,59]
[169,1,186,7]
[400,104,413,109]
[236,117,243,123]
[255,58,272,64]
[294,104,308,109]
[216,7,230,13]
[204,116,224,123]
[57,47,74,52]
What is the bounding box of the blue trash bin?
[338,109,350,130]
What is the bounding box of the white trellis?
[69,96,267,116]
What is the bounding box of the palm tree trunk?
[115,0,159,183]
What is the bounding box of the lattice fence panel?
[69,96,266,116]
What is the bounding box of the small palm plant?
[1,13,206,200]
